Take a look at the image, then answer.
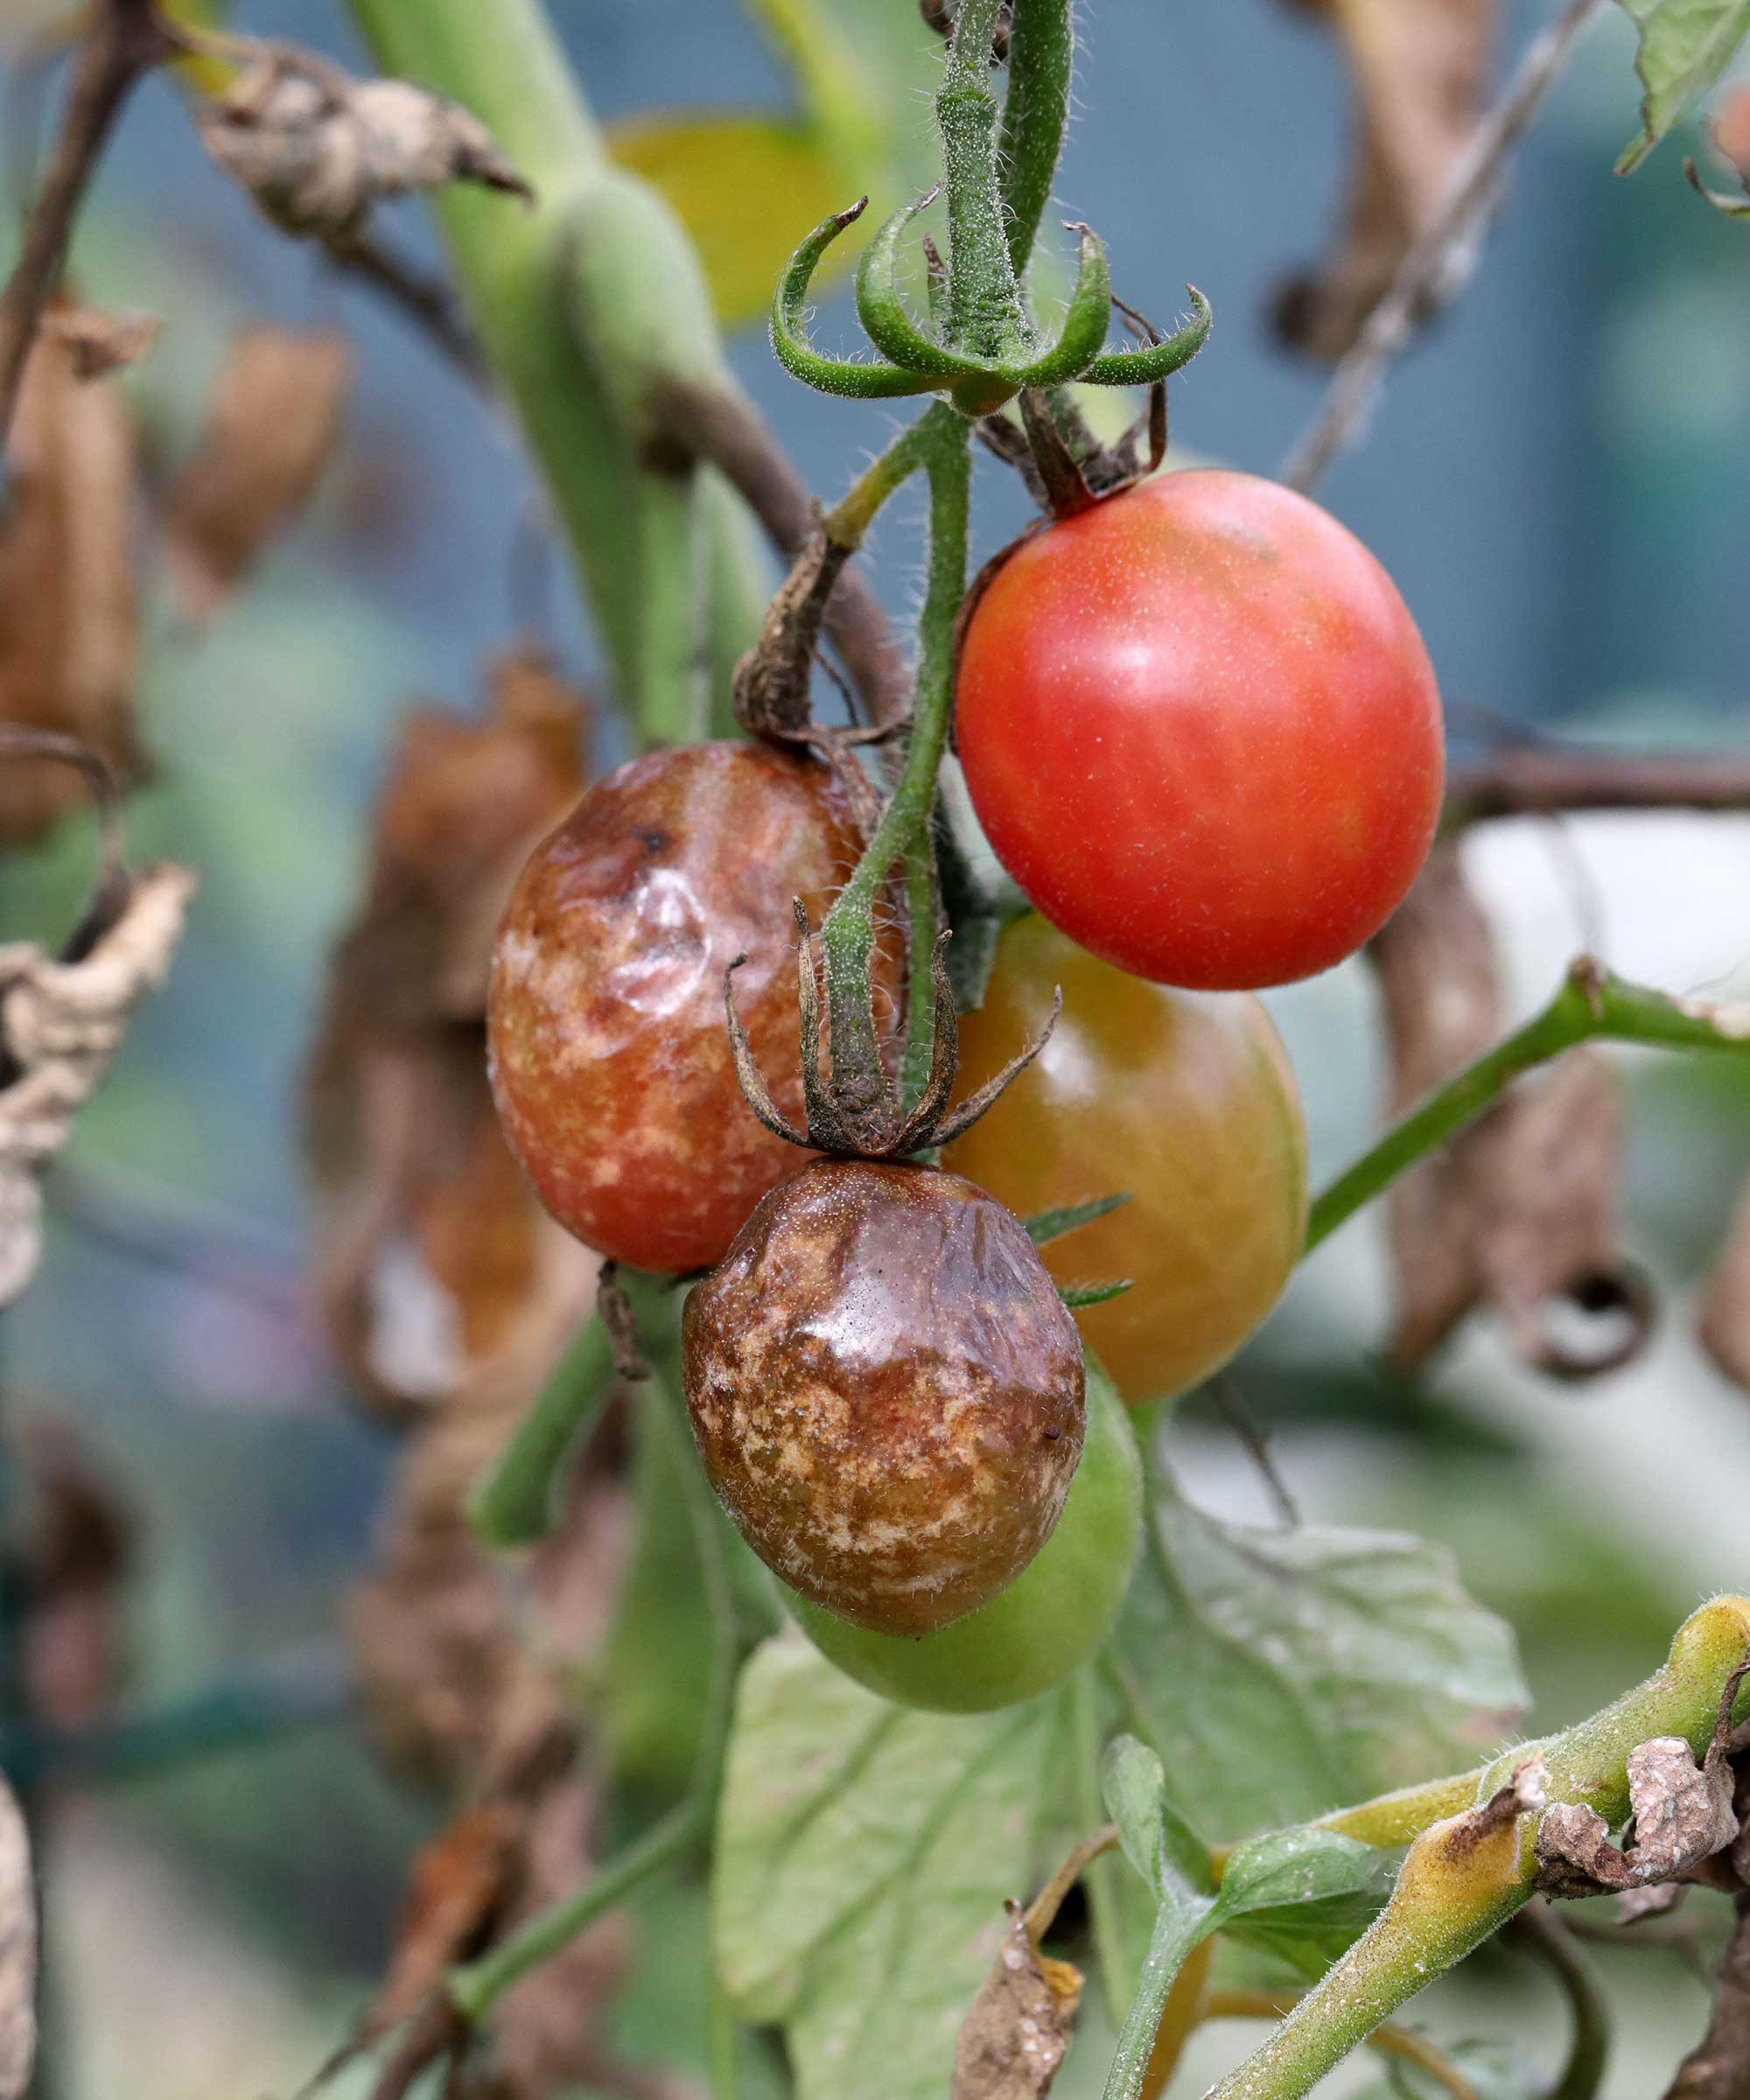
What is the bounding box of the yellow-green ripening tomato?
[945,915,1308,1404]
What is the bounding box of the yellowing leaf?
[609,115,851,329]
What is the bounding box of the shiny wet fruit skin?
[682,1157,1085,1636]
[486,740,867,1276]
[792,1350,1140,1712]
[954,469,1445,990]
[945,917,1308,1405]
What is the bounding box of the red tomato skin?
[955,471,1445,990]
[487,742,866,1276]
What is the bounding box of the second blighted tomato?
[955,470,1444,990]
[944,916,1308,1404]
[487,740,868,1276]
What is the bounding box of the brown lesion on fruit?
[682,1157,1084,1635]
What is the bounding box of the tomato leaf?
[1099,1735,1211,1899]
[713,1634,1079,2100]
[1058,1279,1133,1309]
[1106,1465,1527,1838]
[1208,1824,1401,1977]
[1614,0,1750,172]
[1352,2036,1545,2097]
[1025,1194,1131,1248]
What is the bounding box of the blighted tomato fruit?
[487,740,867,1276]
[682,1157,1085,1635]
[955,469,1445,990]
[792,1349,1141,1712]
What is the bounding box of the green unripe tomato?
[789,1352,1142,1712]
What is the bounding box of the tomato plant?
[955,470,1446,990]
[682,1156,1084,1634]
[946,915,1308,1404]
[789,1349,1140,1712]
[486,739,870,1276]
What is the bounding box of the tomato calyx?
[723,904,1060,1161]
[771,193,1211,416]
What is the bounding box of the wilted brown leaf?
[1,861,199,1306]
[0,1777,32,2100]
[1372,848,1652,1378]
[1275,0,1497,359]
[304,648,592,1420]
[0,319,141,845]
[371,1803,521,2034]
[950,1830,1110,2100]
[12,1416,132,1732]
[1663,1900,1750,2100]
[196,46,530,242]
[162,325,353,622]
[40,304,161,382]
[952,1901,1082,2099]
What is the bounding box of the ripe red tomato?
[487,740,870,1276]
[955,470,1444,990]
[683,1157,1084,1635]
[791,1350,1140,1712]
[945,917,1307,1404]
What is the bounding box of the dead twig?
[1283,0,1603,495]
[0,0,178,452]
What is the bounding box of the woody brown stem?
[1443,749,1750,828]
[0,0,177,451]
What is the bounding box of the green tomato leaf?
[1208,1824,1400,1977]
[1614,0,1750,172]
[1108,1466,1527,1838]
[1100,1734,1211,1899]
[1354,2036,1545,2098]
[713,1634,1079,2100]
[1025,1193,1132,1248]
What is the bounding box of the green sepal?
[854,194,994,382]
[1060,1279,1134,1308]
[1080,284,1211,388]
[771,201,942,401]
[1012,222,1112,388]
[1025,1192,1131,1247]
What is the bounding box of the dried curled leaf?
[1536,1695,1743,1900]
[163,325,353,622]
[1372,848,1653,1379]
[196,46,531,241]
[0,319,142,846]
[1275,0,1497,358]
[951,1900,1082,2099]
[304,648,592,1418]
[1698,1173,1750,1395]
[1,863,198,1306]
[0,1777,32,2100]
[40,304,161,382]
[1664,1901,1750,2099]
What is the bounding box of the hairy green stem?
[820,411,971,1118]
[939,0,1025,356]
[1101,1893,1215,2100]
[1306,961,1750,1254]
[467,1312,616,1550]
[998,0,1074,275]
[1197,1597,1750,2100]
[822,404,952,548]
[450,1282,741,2027]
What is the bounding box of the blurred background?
[2,0,1749,2092]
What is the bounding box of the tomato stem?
[998,0,1074,277]
[1303,959,1750,1256]
[937,0,1027,360]
[448,1278,743,2028]
[466,1309,616,1548]
[819,410,972,1122]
